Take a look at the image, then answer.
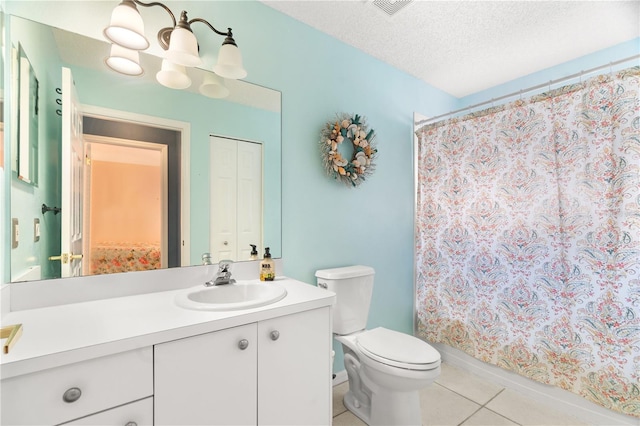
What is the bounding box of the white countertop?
[0,277,335,379]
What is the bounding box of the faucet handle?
[218,259,234,273]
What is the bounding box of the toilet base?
[343,389,371,425]
[342,385,423,426]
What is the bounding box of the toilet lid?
[356,327,440,368]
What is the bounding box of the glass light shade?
[199,72,229,98]
[105,44,143,76]
[165,27,202,67]
[156,60,191,89]
[213,43,247,80]
[103,1,149,50]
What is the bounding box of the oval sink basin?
[175,282,287,311]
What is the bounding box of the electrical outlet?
[12,218,19,248]
[34,218,40,242]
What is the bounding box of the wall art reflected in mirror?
[5,14,282,283]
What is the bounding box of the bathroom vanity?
[0,271,334,425]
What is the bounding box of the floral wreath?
[319,113,378,187]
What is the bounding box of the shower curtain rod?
[420,53,640,126]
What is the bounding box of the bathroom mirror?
[4,13,282,283]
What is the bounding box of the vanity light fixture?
[199,72,230,99]
[105,44,144,76]
[104,0,246,90]
[156,59,191,90]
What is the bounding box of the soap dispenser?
[259,247,275,281]
[250,244,258,260]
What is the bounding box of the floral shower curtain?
[415,67,640,417]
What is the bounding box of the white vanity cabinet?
[154,306,332,425]
[1,347,153,425]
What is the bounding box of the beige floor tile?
[333,381,349,418]
[332,409,366,426]
[461,408,519,426]
[486,389,588,426]
[435,363,504,405]
[421,383,482,426]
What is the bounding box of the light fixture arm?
[189,17,233,41]
[128,0,179,49]
[131,0,177,27]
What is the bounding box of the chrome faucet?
[205,260,236,286]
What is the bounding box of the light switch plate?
[11,218,19,248]
[34,218,40,242]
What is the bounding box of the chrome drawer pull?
[238,339,249,350]
[62,387,82,403]
[270,330,280,341]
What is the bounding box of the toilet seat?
[356,327,440,371]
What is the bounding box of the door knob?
[270,330,280,341]
[49,254,68,263]
[49,253,83,264]
[238,339,249,350]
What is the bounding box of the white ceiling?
[261,0,640,98]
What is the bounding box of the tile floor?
[332,363,588,426]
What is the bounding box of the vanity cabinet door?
[257,307,332,425]
[154,323,258,425]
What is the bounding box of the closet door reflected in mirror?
[209,136,263,263]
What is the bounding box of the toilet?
[316,265,441,426]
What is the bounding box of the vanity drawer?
[62,397,153,425]
[1,347,153,425]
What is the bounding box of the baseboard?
[333,369,347,386]
[433,343,639,426]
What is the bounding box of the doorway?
[82,116,181,274]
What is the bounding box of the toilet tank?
[315,265,375,335]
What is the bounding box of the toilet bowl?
[336,328,441,425]
[316,266,441,426]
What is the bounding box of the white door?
[210,136,262,262]
[81,143,92,276]
[236,141,262,260]
[59,67,84,277]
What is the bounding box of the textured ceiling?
[261,1,640,98]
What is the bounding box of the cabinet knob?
[270,330,280,341]
[62,387,82,403]
[238,339,249,350]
